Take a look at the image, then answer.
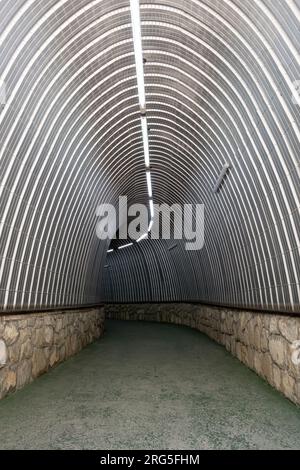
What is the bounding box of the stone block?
[27,317,36,327]
[254,324,261,351]
[59,345,66,362]
[55,318,63,332]
[247,320,255,347]
[44,326,54,345]
[245,347,255,369]
[49,348,60,367]
[19,327,30,343]
[1,369,17,394]
[295,382,300,402]
[236,342,242,362]
[261,353,273,382]
[7,369,17,389]
[0,339,7,367]
[260,328,269,352]
[269,317,279,334]
[254,350,263,376]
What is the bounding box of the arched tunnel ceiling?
[0,0,300,312]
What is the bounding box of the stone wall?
[0,307,104,400]
[105,304,300,406]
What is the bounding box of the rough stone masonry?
[0,307,104,400]
[105,303,300,406]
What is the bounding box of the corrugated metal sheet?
[0,0,299,312]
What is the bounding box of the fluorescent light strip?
[130,0,146,110]
[148,219,154,232]
[107,249,114,253]
[137,232,148,242]
[128,0,154,248]
[118,242,134,250]
[0,78,6,105]
[149,198,154,218]
[141,116,150,167]
[146,171,152,198]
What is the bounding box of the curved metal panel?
[0,0,299,312]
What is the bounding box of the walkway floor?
[0,320,300,450]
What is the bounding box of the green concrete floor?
[1,320,300,450]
